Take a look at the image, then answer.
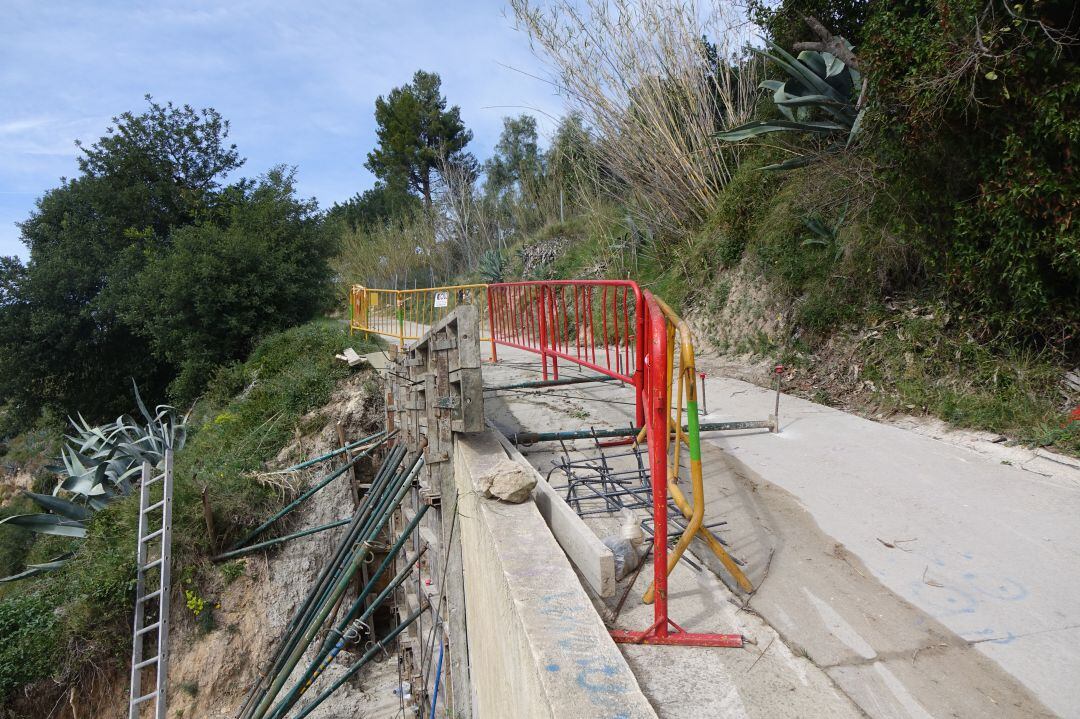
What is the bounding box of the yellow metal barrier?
[349,284,492,347]
[642,295,753,597]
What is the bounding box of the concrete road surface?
[697,375,1080,718]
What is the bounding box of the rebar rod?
[512,420,774,444]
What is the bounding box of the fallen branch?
[795,15,862,70]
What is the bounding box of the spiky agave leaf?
[716,119,847,141]
[0,514,87,538]
[1,382,186,582]
[479,250,506,284]
[717,37,863,169]
[25,492,88,520]
[0,553,76,582]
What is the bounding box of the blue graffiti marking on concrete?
[575,658,626,696]
[534,591,633,709]
[972,577,1028,602]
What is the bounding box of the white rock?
[475,458,536,503]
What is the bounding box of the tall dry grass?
[333,211,447,292]
[510,0,759,236]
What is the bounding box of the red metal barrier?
[488,281,645,429]
[488,281,742,648]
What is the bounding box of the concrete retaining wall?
[454,430,657,719]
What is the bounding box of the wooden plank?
[433,327,472,719]
[454,370,485,433]
[454,306,481,369]
[493,429,617,598]
[418,525,441,555]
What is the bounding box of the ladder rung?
[134,656,159,670]
[136,621,161,636]
[138,589,162,603]
[141,528,164,543]
[143,499,166,513]
[132,690,159,705]
[141,558,163,572]
[144,473,164,486]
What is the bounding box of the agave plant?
[716,40,864,170]
[479,249,506,284]
[801,203,850,261]
[0,382,187,582]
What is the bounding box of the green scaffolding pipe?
[483,374,618,391]
[211,518,351,562]
[266,502,432,719]
[237,446,409,719]
[292,606,425,719]
[274,429,392,474]
[230,437,387,551]
[248,456,422,719]
[241,447,409,719]
[266,448,407,675]
[254,455,419,716]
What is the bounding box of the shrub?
[123,168,337,405]
[0,593,61,697]
[863,0,1080,346]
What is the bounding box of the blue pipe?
[429,642,444,719]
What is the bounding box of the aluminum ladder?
[128,449,174,719]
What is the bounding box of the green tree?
[365,70,473,211]
[326,180,420,232]
[120,167,336,403]
[0,98,243,426]
[482,115,548,236]
[0,257,23,307]
[545,113,604,219]
[73,96,241,236]
[483,114,543,201]
[746,0,871,50]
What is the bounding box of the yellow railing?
[349,284,491,346]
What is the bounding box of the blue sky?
[0,1,563,259]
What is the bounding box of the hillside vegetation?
[334,0,1078,454]
[0,322,375,711]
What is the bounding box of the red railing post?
[645,294,670,638]
[536,285,550,382]
[633,291,647,429]
[486,287,498,363]
[547,286,559,380]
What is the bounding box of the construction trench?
[144,280,1077,719]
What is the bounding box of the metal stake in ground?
[699,372,708,415]
[773,365,784,433]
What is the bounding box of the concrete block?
[495,431,617,598]
[454,430,656,719]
